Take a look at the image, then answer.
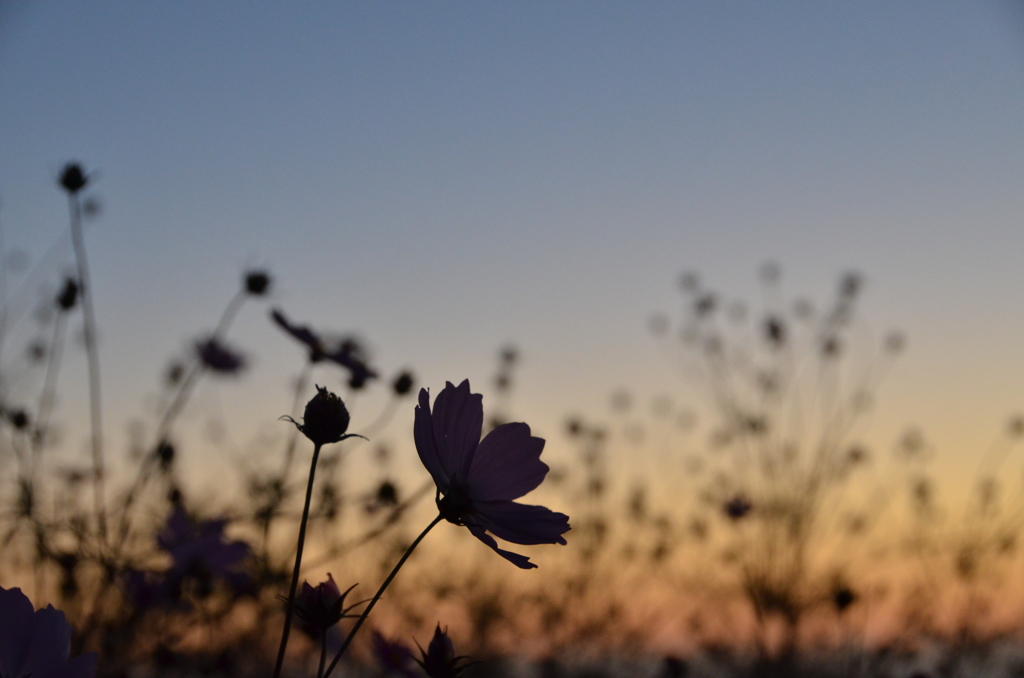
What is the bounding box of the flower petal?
[428,380,482,482]
[468,423,547,501]
[0,587,34,676]
[414,388,450,492]
[23,606,72,678]
[271,309,321,351]
[465,524,538,569]
[472,500,570,546]
[46,652,96,678]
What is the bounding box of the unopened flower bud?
[295,386,351,446]
[244,270,271,296]
[59,163,88,194]
[293,574,357,635]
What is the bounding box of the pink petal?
[467,423,547,501]
[466,524,537,569]
[472,500,570,546]
[428,380,482,481]
[414,388,450,491]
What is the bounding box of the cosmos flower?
[415,380,570,569]
[415,625,473,678]
[0,587,96,678]
[194,337,246,374]
[156,507,251,599]
[724,495,752,521]
[372,632,417,678]
[271,309,378,388]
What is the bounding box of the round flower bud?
[59,163,88,194]
[297,386,351,446]
[244,270,271,296]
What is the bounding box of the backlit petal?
[468,423,547,501]
[414,388,450,491]
[465,524,537,569]
[472,500,570,546]
[0,587,35,677]
[429,380,482,481]
[23,606,72,678]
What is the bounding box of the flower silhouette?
[415,625,473,678]
[156,507,251,600]
[194,337,246,374]
[293,574,359,636]
[0,586,96,678]
[271,309,378,388]
[415,380,569,569]
[372,632,417,677]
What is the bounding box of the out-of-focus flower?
[156,507,251,599]
[293,574,359,636]
[270,309,378,387]
[244,270,271,296]
[415,380,570,569]
[194,337,246,374]
[0,586,96,678]
[372,632,417,678]
[7,409,29,431]
[832,585,856,613]
[392,370,415,397]
[724,495,752,521]
[284,386,364,447]
[58,163,88,195]
[415,625,473,678]
[56,278,79,311]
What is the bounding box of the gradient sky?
[1,2,1024,505]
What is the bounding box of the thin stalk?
[272,442,323,678]
[68,193,105,541]
[317,631,327,678]
[34,310,68,454]
[322,513,443,678]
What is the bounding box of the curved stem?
[68,193,105,541]
[322,513,443,678]
[272,442,323,678]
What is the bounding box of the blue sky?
[1,2,1024,498]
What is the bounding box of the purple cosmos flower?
[724,495,752,521]
[0,587,96,678]
[156,507,251,599]
[271,309,378,388]
[194,337,246,374]
[372,632,417,678]
[415,625,473,678]
[415,380,570,569]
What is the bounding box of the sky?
[1,1,1024,510]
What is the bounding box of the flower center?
[437,482,473,525]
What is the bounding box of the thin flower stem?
[317,631,327,678]
[272,442,323,678]
[322,513,444,678]
[68,193,105,541]
[34,310,68,454]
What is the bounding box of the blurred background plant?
[1,168,1024,678]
